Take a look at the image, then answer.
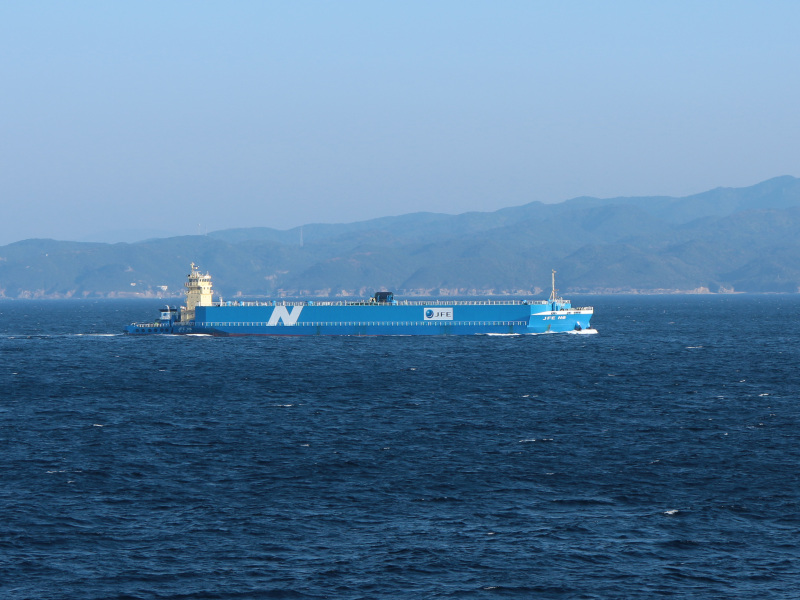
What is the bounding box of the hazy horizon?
[3,174,795,246]
[2,2,799,246]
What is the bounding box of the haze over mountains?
[2,176,800,299]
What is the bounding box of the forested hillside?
[2,176,800,298]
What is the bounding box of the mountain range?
[2,175,800,299]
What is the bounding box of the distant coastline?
[2,176,800,297]
[2,287,785,301]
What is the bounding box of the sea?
[1,295,798,600]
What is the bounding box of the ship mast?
[549,269,557,303]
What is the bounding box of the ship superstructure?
[183,262,214,320]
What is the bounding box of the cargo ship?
[125,263,593,336]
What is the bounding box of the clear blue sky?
[1,1,798,244]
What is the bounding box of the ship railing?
[203,320,529,327]
[394,299,551,306]
[213,299,553,307]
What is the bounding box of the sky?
[1,1,799,245]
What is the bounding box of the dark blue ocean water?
[2,295,799,599]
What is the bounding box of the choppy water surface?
[1,296,799,599]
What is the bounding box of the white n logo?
[268,305,303,326]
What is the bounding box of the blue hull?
[126,300,593,336]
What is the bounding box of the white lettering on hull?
[424,308,453,321]
[268,306,303,326]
